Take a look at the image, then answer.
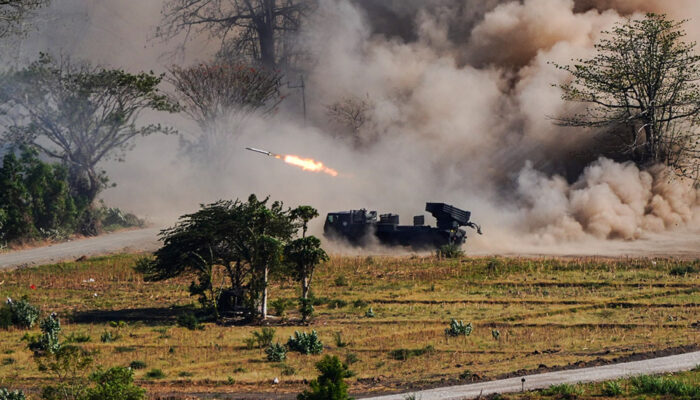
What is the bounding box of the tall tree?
[0,0,50,38]
[0,54,178,211]
[555,14,700,178]
[159,0,314,67]
[168,62,282,160]
[285,206,327,306]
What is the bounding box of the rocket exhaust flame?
[246,147,339,177]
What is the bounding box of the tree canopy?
[555,14,700,178]
[137,195,323,320]
[0,0,50,38]
[159,0,315,67]
[0,54,178,208]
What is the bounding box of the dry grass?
[0,254,698,398]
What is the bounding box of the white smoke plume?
[8,0,700,253]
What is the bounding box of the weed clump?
[669,265,698,276]
[270,298,294,318]
[334,275,348,287]
[445,320,472,337]
[145,368,165,379]
[437,244,464,259]
[0,388,26,400]
[630,375,700,397]
[601,381,623,396]
[129,360,147,370]
[251,327,276,349]
[176,313,203,330]
[542,383,583,398]
[287,330,323,355]
[389,345,435,361]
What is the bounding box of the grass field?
[0,254,698,398]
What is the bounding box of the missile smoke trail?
[246,147,339,177]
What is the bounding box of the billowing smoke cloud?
[9,0,700,253]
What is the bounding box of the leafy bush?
[345,353,359,365]
[299,297,314,322]
[176,313,203,330]
[84,366,146,400]
[334,275,348,287]
[129,360,147,370]
[542,383,584,398]
[287,330,323,355]
[270,298,294,318]
[436,243,464,259]
[39,313,61,354]
[100,207,144,231]
[250,327,276,349]
[602,381,623,396]
[389,345,435,361]
[669,265,698,276]
[298,355,353,400]
[445,319,473,337]
[145,368,166,379]
[353,299,368,308]
[8,298,40,329]
[0,388,26,400]
[280,364,296,376]
[630,375,700,397]
[265,343,287,362]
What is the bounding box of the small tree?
[298,355,353,400]
[0,53,178,227]
[83,367,145,400]
[555,14,700,178]
[325,94,376,147]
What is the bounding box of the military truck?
[324,202,481,249]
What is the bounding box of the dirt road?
[361,351,700,400]
[0,228,161,270]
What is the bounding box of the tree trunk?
[302,276,309,300]
[261,266,269,319]
[258,23,276,67]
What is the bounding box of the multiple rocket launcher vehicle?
[246,146,482,249]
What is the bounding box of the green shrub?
[65,331,91,343]
[602,381,623,396]
[299,298,314,322]
[333,332,348,348]
[8,298,40,329]
[0,388,26,400]
[298,355,353,400]
[280,364,296,376]
[630,375,700,397]
[270,298,294,318]
[145,368,165,379]
[129,360,147,370]
[669,265,698,276]
[176,313,203,330]
[251,327,276,349]
[265,343,287,362]
[436,243,464,259]
[542,383,584,398]
[328,299,348,309]
[334,275,348,287]
[38,314,61,354]
[84,366,146,400]
[353,299,368,308]
[345,353,359,365]
[445,319,472,337]
[287,330,323,355]
[365,307,375,318]
[389,345,435,361]
[100,331,120,343]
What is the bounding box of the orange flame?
[282,155,339,177]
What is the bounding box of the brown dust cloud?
[11,0,700,257]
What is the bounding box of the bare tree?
[0,54,178,210]
[158,0,314,67]
[0,0,50,38]
[168,62,282,160]
[554,14,700,178]
[326,94,376,147]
